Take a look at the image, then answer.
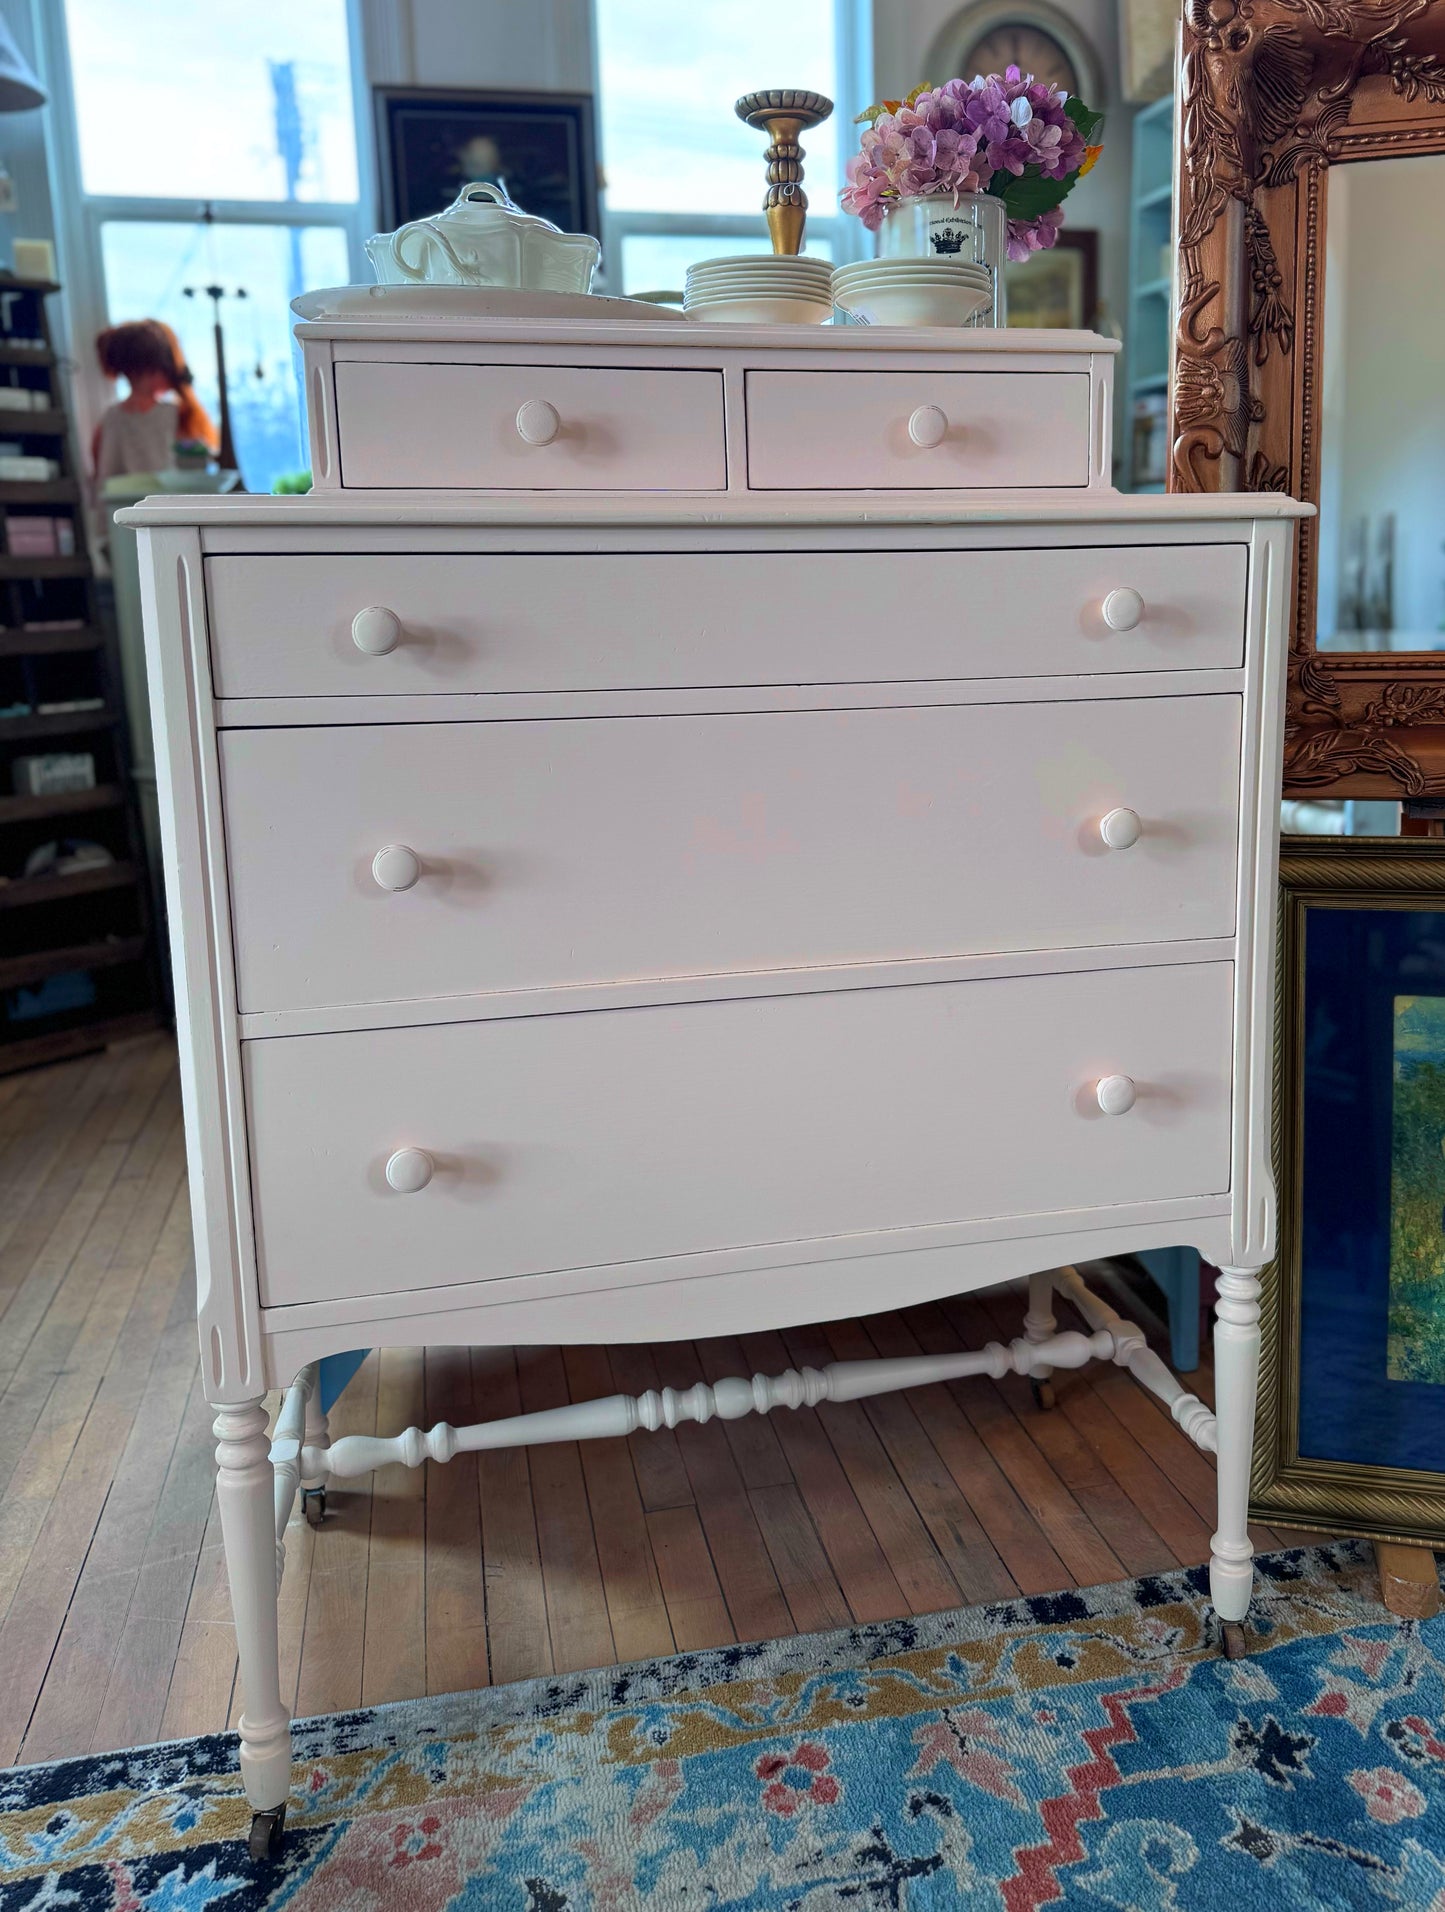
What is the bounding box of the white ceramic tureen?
[365,181,600,294]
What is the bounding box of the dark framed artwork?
[375,87,599,238]
[1004,229,1098,330]
[1254,834,1445,1543]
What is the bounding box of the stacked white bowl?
[832,257,993,328]
[683,254,833,324]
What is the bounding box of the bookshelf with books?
[0,273,159,1073]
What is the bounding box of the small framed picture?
[375,87,600,237]
[1005,229,1099,330]
[1255,834,1445,1543]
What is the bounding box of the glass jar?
[877,193,1008,326]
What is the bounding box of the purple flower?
[842,69,1097,249]
[1007,204,1065,262]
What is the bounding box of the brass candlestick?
[734,89,833,256]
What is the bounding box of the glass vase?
[877,193,1008,326]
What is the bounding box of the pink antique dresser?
[125,310,1308,1856]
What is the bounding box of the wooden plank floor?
[0,1033,1333,1766]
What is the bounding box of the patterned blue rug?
[2,1541,1443,1908]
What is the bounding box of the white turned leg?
[215,1402,291,1827]
[1024,1268,1057,1353]
[1210,1267,1262,1629]
[300,1383,330,1528]
[1024,1268,1059,1399]
[301,1390,330,1490]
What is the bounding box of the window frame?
[591,0,874,294]
[34,0,374,468]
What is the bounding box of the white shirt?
[95,399,179,480]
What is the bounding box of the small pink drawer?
[334,361,726,490]
[746,369,1090,489]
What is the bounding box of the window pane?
[99,221,349,492]
[596,1,838,215]
[619,231,833,295]
[66,0,358,202]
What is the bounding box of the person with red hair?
[92,319,219,478]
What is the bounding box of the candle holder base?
[735,89,833,257]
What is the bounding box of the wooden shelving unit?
[1124,95,1176,492]
[0,273,159,1074]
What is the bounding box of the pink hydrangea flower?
[1007,204,1065,263]
[842,66,1094,253]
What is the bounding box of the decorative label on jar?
[880,194,1006,269]
[927,223,978,258]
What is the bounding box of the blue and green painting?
[1389,993,1445,1382]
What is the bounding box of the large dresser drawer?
[334,361,726,490]
[245,961,1234,1308]
[204,546,1248,698]
[219,696,1241,1015]
[746,370,1090,489]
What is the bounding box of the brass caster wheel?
[248,1805,286,1861]
[302,1487,326,1528]
[1220,1621,1248,1661]
[1030,1378,1057,1412]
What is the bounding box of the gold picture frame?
[1005,229,1098,330]
[1170,0,1445,800]
[1256,834,1445,1542]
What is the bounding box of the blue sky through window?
[63,0,357,203]
[594,1,840,215]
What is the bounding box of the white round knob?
[1101,587,1145,632]
[907,404,949,449]
[1096,1074,1137,1116]
[515,398,561,447]
[372,843,421,892]
[1099,807,1143,851]
[385,1147,434,1193]
[351,605,402,656]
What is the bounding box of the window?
[44,0,368,492]
[593,0,870,294]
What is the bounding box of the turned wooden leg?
[1210,1267,1262,1645]
[215,1401,291,1855]
[1025,1267,1058,1409]
[301,1389,330,1527]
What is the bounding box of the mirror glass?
[1316,153,1445,654]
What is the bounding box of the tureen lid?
[433,181,562,235]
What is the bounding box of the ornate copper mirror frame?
[1172,0,1445,797]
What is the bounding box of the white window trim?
[30,0,374,465]
[591,0,874,294]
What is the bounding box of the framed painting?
[375,87,600,238]
[1256,833,1445,1542]
[1004,229,1099,329]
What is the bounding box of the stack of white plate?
[683,255,833,325]
[832,258,993,329]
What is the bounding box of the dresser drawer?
[333,361,726,490]
[205,545,1247,698]
[246,961,1233,1308]
[746,371,1090,489]
[220,696,1241,1016]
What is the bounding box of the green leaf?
[992,167,1075,222]
[1063,96,1105,143]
